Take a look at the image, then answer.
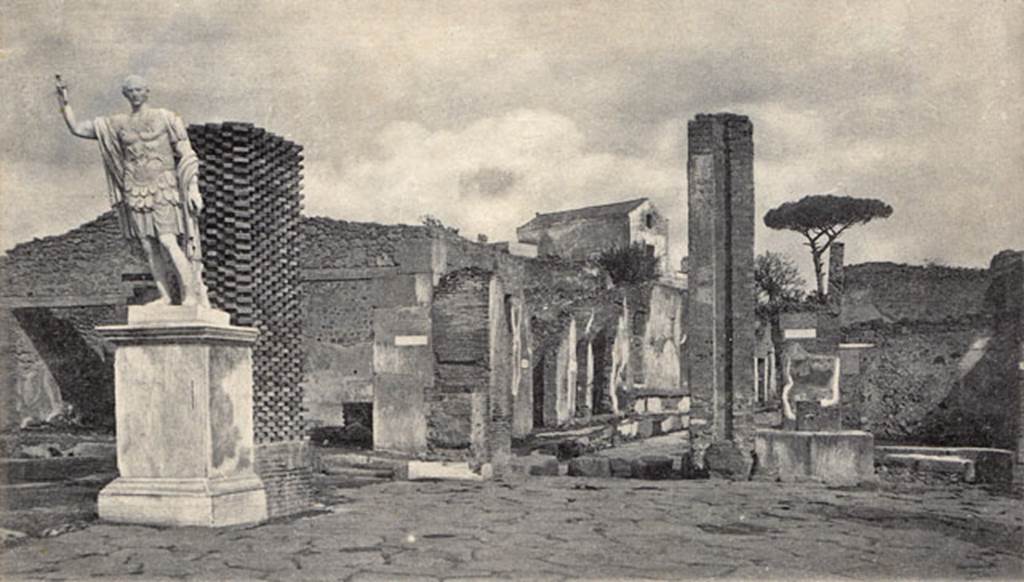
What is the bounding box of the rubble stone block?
[608,457,633,478]
[617,421,638,438]
[704,440,754,481]
[632,455,675,480]
[568,456,611,478]
[660,415,682,433]
[677,396,691,414]
[638,418,656,438]
[512,454,560,476]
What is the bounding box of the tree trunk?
[811,247,826,299]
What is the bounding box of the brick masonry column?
[686,113,756,476]
[188,123,312,518]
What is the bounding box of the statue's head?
[121,75,150,107]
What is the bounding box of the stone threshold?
[314,447,489,482]
[875,446,1014,484]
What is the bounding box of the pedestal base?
[99,475,267,527]
[755,429,875,485]
[97,306,266,528]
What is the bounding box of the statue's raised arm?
[59,74,208,308]
[56,75,97,140]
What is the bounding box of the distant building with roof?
[515,198,668,271]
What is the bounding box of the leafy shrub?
[595,243,660,285]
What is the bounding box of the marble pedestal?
[96,305,267,527]
[754,429,875,485]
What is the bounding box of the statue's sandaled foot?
[143,296,172,307]
[181,295,198,307]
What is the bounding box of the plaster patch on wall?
[395,335,429,346]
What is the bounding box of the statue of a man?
[56,74,208,307]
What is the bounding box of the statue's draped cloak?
[94,109,201,259]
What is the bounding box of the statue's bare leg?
[158,233,196,306]
[139,236,172,306]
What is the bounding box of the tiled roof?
[518,198,648,232]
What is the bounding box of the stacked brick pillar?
[188,122,312,517]
[686,113,756,475]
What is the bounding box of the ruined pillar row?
[686,113,756,472]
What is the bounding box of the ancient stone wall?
[523,252,687,429]
[525,215,631,261]
[638,283,685,394]
[430,268,493,457]
[842,262,989,325]
[0,213,141,300]
[841,321,995,443]
[839,252,1022,452]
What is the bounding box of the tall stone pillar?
[97,305,266,527]
[987,251,1024,489]
[686,113,756,476]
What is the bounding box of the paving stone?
[3,475,1022,580]
[567,456,611,478]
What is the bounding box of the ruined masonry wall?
[843,262,989,324]
[430,269,492,456]
[839,252,1022,453]
[0,213,142,299]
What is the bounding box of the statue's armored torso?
[101,109,186,239]
[114,110,179,211]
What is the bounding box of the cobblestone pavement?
[2,476,1021,581]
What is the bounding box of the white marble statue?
[56,74,209,307]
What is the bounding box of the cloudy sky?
[2,0,1021,285]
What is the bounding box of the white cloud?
[305,109,685,251]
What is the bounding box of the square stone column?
[687,113,756,474]
[96,305,267,527]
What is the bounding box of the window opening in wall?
[645,213,655,229]
[310,402,373,449]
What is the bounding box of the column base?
[98,474,267,527]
